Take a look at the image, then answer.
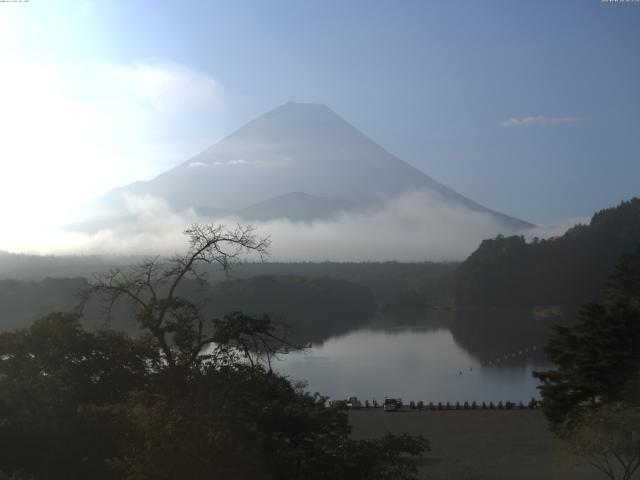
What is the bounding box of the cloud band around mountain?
[0,191,534,262]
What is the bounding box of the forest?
[455,198,640,308]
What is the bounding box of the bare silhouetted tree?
[81,223,283,369]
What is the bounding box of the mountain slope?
[237,192,358,222]
[455,197,640,307]
[91,101,532,229]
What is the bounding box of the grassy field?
[349,409,602,480]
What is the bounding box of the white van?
[384,398,401,412]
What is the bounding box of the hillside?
[237,192,358,222]
[454,198,640,307]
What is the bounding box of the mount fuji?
[81,101,533,230]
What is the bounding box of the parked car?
[384,397,402,412]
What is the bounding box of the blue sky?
[1,0,639,228]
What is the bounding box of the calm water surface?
[275,326,550,403]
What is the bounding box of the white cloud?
[0,54,252,234]
[256,191,508,262]
[0,190,537,262]
[212,159,247,166]
[110,61,227,114]
[500,115,580,127]
[0,194,200,256]
[188,159,248,167]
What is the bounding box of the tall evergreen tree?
[534,246,640,433]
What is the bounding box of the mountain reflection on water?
[276,311,556,403]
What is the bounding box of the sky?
[0,0,639,236]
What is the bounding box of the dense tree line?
[0,277,88,331]
[204,275,377,343]
[0,252,457,306]
[0,261,455,339]
[207,261,457,306]
[0,275,377,345]
[455,198,640,307]
[0,251,143,281]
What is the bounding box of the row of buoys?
[339,398,540,410]
[482,345,538,367]
[405,400,539,411]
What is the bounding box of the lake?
[275,325,551,403]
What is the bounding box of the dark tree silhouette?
[534,246,640,433]
[455,198,640,308]
[81,223,273,370]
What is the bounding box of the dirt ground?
[349,409,602,480]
